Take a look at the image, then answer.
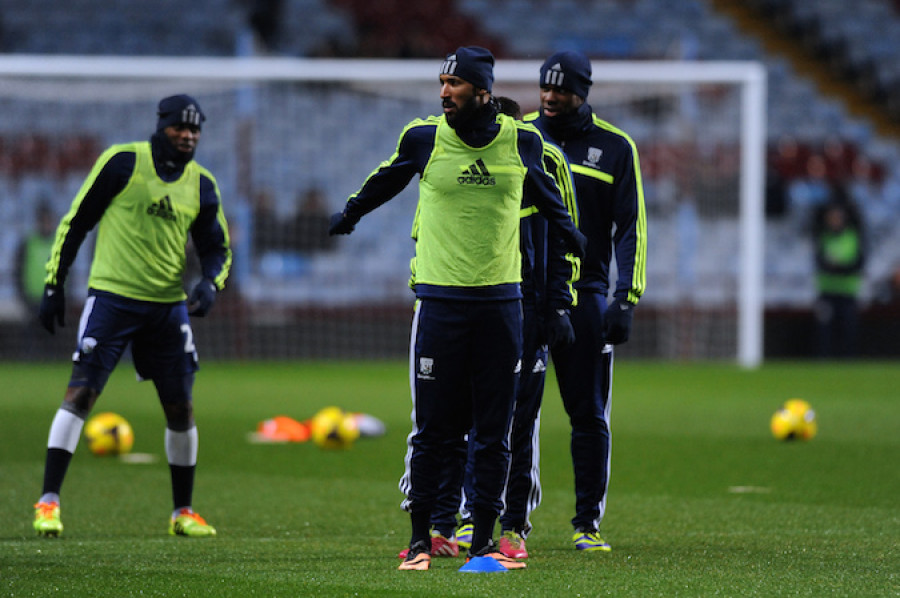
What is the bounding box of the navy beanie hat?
[440,46,495,92]
[539,51,592,99]
[156,94,206,131]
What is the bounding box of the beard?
[445,94,483,129]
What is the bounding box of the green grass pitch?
[2,360,897,597]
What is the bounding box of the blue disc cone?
[459,556,509,573]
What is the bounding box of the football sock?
[166,427,199,513]
[48,408,84,452]
[39,492,61,505]
[41,448,74,496]
[165,426,198,467]
[169,465,196,512]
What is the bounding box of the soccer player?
[494,97,580,558]
[400,96,580,561]
[329,47,585,571]
[32,94,231,538]
[525,51,647,552]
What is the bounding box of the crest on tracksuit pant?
[417,357,435,380]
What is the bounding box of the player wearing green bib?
[418,97,581,562]
[330,47,584,572]
[33,95,230,539]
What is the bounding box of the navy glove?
[603,298,634,345]
[38,284,65,334]
[188,279,216,317]
[546,308,575,348]
[328,211,356,235]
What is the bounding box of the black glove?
[38,284,65,334]
[571,229,588,258]
[328,211,356,235]
[603,298,634,345]
[188,279,216,317]
[546,308,576,348]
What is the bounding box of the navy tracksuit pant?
[429,301,546,538]
[550,291,614,532]
[496,300,547,536]
[400,298,522,533]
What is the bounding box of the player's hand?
[188,279,216,317]
[328,211,356,235]
[602,298,634,345]
[546,308,575,348]
[38,284,65,334]
[570,229,588,258]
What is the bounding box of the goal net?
[0,56,765,366]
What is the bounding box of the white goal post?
[0,56,766,367]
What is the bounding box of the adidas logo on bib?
[457,159,495,186]
[147,196,176,221]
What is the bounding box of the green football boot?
[34,501,63,537]
[169,509,216,537]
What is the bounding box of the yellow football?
[770,399,816,441]
[84,412,135,455]
[310,406,360,450]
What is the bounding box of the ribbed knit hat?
[539,51,592,99]
[440,46,495,92]
[156,94,206,131]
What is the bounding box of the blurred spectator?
[787,154,831,229]
[822,136,856,182]
[292,186,335,255]
[245,0,284,53]
[873,265,900,306]
[251,186,336,280]
[252,186,335,256]
[812,192,865,358]
[14,201,58,358]
[251,187,289,255]
[15,201,56,313]
[847,155,892,245]
[771,135,809,180]
[765,160,788,217]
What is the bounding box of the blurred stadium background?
[1,0,899,362]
